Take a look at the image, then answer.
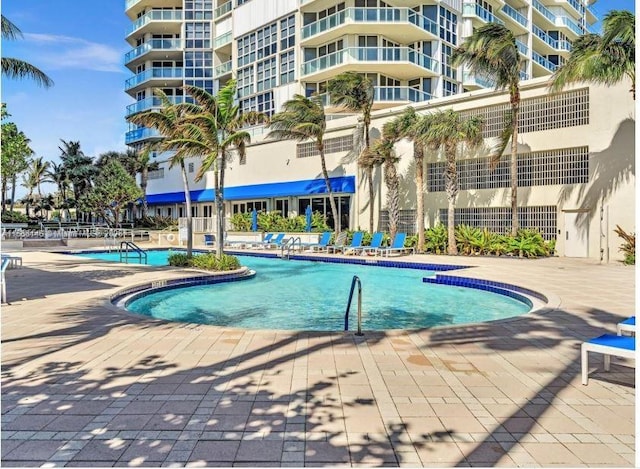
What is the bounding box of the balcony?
[214,31,232,51]
[462,2,505,26]
[301,47,439,81]
[532,51,558,73]
[499,4,528,32]
[125,0,182,19]
[215,60,232,77]
[374,86,433,105]
[127,9,182,40]
[124,39,182,65]
[462,71,495,90]
[125,127,162,144]
[301,7,438,46]
[215,1,232,19]
[125,96,187,118]
[124,68,183,92]
[516,39,528,56]
[532,0,583,37]
[531,24,572,54]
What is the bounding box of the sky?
[1,0,636,198]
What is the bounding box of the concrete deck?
[1,247,635,467]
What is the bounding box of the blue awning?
[146,176,355,205]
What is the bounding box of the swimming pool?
[74,250,533,331]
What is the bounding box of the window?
[237,66,254,97]
[441,44,456,80]
[443,79,458,96]
[232,200,267,213]
[188,162,195,173]
[185,22,211,49]
[148,168,165,180]
[280,50,295,85]
[297,135,354,158]
[256,57,276,92]
[275,199,289,217]
[378,210,417,235]
[280,15,295,50]
[439,7,457,45]
[298,195,350,230]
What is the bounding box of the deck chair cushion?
[581,333,635,385]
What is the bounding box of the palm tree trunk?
[180,160,193,257]
[367,166,374,234]
[415,145,425,253]
[140,167,149,219]
[510,95,520,236]
[9,176,16,213]
[384,160,400,240]
[216,151,226,259]
[1,178,7,213]
[318,143,340,234]
[445,145,458,255]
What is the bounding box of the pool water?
[74,250,531,331]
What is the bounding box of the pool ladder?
[119,241,148,264]
[281,237,302,260]
[345,275,364,335]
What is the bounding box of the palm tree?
[174,81,268,257]
[46,162,71,221]
[59,140,96,222]
[128,91,196,256]
[550,10,635,99]
[327,72,375,232]
[132,147,159,220]
[1,15,53,88]
[29,156,50,203]
[421,110,484,255]
[267,94,340,233]
[452,23,523,235]
[21,167,37,218]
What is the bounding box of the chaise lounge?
[581,333,636,385]
[617,316,635,336]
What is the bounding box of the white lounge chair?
[1,254,22,269]
[581,333,635,385]
[617,316,635,336]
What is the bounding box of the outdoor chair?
[261,233,286,249]
[1,254,22,269]
[350,232,384,256]
[617,316,635,336]
[581,333,636,385]
[203,234,215,246]
[251,232,274,248]
[302,231,332,252]
[325,232,347,254]
[376,233,415,257]
[331,231,364,254]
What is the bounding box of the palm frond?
[1,15,22,40]
[1,57,54,87]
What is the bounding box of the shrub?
[455,225,483,255]
[506,229,548,258]
[614,225,635,265]
[168,252,190,267]
[1,210,29,223]
[425,225,448,254]
[190,253,241,271]
[230,212,252,231]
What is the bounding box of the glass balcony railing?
[128,10,183,35]
[520,71,529,81]
[565,0,584,15]
[125,96,187,117]
[214,1,232,18]
[463,71,495,89]
[462,3,505,25]
[515,39,528,56]
[532,51,558,71]
[124,39,182,63]
[302,7,438,39]
[125,68,184,90]
[374,86,433,103]
[125,0,142,11]
[500,4,528,28]
[556,15,583,35]
[532,0,555,23]
[532,24,572,51]
[125,127,162,144]
[215,60,232,76]
[214,31,232,48]
[302,47,439,76]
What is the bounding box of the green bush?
[425,225,448,254]
[455,225,483,255]
[169,252,241,271]
[230,212,252,231]
[168,252,190,267]
[506,229,548,258]
[614,225,635,265]
[1,210,29,223]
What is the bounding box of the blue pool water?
[73,250,531,331]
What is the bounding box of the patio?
[1,249,635,467]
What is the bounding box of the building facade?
[123,1,638,262]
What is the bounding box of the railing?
[128,9,183,35]
[302,47,439,76]
[214,1,232,18]
[532,25,573,52]
[344,275,363,336]
[214,31,232,48]
[302,7,437,39]
[462,71,495,88]
[125,0,142,10]
[125,96,186,117]
[374,86,433,103]
[516,39,528,56]
[119,241,148,264]
[125,127,162,144]
[532,51,558,71]
[556,15,583,36]
[215,60,232,76]
[1,257,9,304]
[281,237,302,259]
[462,2,505,25]
[500,4,528,27]
[125,67,183,90]
[532,0,556,24]
[124,39,182,63]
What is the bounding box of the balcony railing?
[462,71,495,89]
[500,4,528,28]
[125,68,183,90]
[516,39,528,56]
[556,15,583,35]
[302,7,438,39]
[215,60,232,76]
[128,9,183,36]
[301,47,439,76]
[532,25,572,51]
[532,51,558,71]
[520,71,529,81]
[125,96,187,117]
[125,127,162,144]
[215,1,232,18]
[125,0,142,10]
[214,31,232,48]
[532,0,555,23]
[462,3,505,25]
[124,39,182,63]
[374,86,433,103]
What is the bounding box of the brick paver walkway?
[1,248,635,467]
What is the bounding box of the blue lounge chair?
[331,231,364,254]
[303,231,332,252]
[204,234,215,246]
[351,232,384,256]
[262,233,286,249]
[325,232,347,254]
[251,232,274,248]
[581,333,636,385]
[376,233,414,257]
[617,316,635,336]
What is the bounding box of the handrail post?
[345,275,364,336]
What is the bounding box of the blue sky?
[1,0,635,197]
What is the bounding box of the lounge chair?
[203,234,215,246]
[303,231,332,252]
[333,231,364,255]
[1,254,22,269]
[351,232,384,256]
[262,233,286,249]
[376,233,415,257]
[617,316,635,336]
[251,232,274,248]
[325,232,348,254]
[581,333,636,385]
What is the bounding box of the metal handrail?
[1,257,10,303]
[119,241,148,264]
[344,275,364,335]
[281,237,302,259]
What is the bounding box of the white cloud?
[23,33,124,73]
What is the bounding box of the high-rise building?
[124,0,597,148]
